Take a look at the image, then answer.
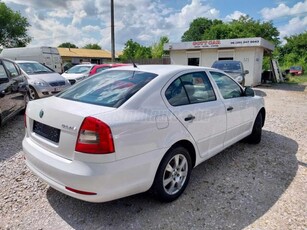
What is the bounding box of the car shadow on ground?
[257,83,306,92]
[46,130,298,230]
[0,114,24,161]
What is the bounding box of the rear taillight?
[75,116,115,154]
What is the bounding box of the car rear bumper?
[23,136,165,202]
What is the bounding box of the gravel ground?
[0,83,306,230]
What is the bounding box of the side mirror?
[244,70,249,75]
[244,86,254,97]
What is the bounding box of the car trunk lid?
[25,96,115,160]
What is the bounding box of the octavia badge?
[39,109,44,118]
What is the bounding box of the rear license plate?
[33,120,61,143]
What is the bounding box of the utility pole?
[111,0,115,62]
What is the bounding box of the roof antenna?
[129,57,138,68]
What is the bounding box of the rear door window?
[2,60,20,78]
[165,71,216,106]
[0,65,9,80]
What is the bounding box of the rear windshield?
[290,66,302,70]
[57,70,157,108]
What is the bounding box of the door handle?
[184,114,195,121]
[227,106,234,111]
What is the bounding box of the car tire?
[29,86,38,100]
[247,112,262,144]
[19,92,30,114]
[152,146,192,202]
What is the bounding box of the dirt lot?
[0,83,306,230]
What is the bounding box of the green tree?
[58,42,78,48]
[182,16,280,46]
[83,43,101,49]
[202,23,232,40]
[228,16,279,45]
[181,18,222,42]
[0,2,31,48]
[151,36,169,58]
[119,39,152,61]
[278,31,307,69]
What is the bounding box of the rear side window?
[0,65,9,80]
[58,70,157,108]
[2,60,20,77]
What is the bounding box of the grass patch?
[285,73,307,84]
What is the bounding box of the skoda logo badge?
[39,110,44,118]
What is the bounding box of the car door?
[163,71,226,159]
[0,59,27,125]
[209,71,254,147]
[0,63,12,122]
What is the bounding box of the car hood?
[225,72,242,77]
[26,72,67,83]
[61,73,86,80]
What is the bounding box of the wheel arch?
[259,107,266,127]
[168,139,197,168]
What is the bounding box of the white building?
[164,37,275,86]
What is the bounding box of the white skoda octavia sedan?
[23,65,265,203]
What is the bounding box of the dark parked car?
[0,58,29,127]
[212,60,249,86]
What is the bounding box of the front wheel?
[29,86,38,100]
[152,146,192,202]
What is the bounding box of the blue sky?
[2,0,307,51]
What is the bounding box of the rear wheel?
[152,146,192,202]
[247,112,263,144]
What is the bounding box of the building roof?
[57,47,113,58]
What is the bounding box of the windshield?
[18,62,53,75]
[57,70,158,108]
[212,61,242,73]
[290,66,302,71]
[66,65,92,74]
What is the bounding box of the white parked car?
[23,65,265,203]
[61,63,96,85]
[16,60,71,100]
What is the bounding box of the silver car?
[16,61,71,100]
[211,60,249,87]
